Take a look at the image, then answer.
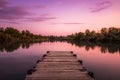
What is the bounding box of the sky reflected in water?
[0,42,120,80]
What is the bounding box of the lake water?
[0,41,120,80]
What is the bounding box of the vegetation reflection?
[0,27,120,54]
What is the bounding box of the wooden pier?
[25,51,94,80]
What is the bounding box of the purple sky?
[0,0,120,35]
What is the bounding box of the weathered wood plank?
[25,51,94,80]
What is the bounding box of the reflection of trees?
[85,46,90,51]
[0,41,43,52]
[100,47,107,53]
[0,45,4,52]
[5,43,20,52]
[67,40,120,54]
[100,43,120,54]
[108,46,118,53]
[0,42,20,52]
[65,27,120,54]
[0,40,120,54]
[22,43,30,49]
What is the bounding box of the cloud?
[63,22,84,24]
[91,1,112,12]
[0,0,31,21]
[0,0,56,23]
[23,13,57,22]
[0,0,8,8]
[0,6,30,20]
[55,0,63,5]
[0,20,19,24]
[50,22,84,25]
[35,5,48,9]
[25,16,57,22]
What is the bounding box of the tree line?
[67,27,120,42]
[0,27,120,43]
[0,27,47,43]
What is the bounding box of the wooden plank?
[25,51,94,80]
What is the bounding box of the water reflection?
[1,41,120,54]
[67,41,120,54]
[0,41,42,52]
[0,42,20,52]
[0,41,120,80]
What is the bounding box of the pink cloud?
[63,22,84,25]
[0,0,31,21]
[50,22,84,25]
[91,1,112,12]
[25,16,57,22]
[0,0,8,8]
[0,6,30,20]
[35,5,48,9]
[22,12,57,22]
[0,0,56,23]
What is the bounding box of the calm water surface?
[0,42,120,80]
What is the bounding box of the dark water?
[0,42,120,80]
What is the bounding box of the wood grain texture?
[25,51,94,80]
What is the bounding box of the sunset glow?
[0,0,120,35]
